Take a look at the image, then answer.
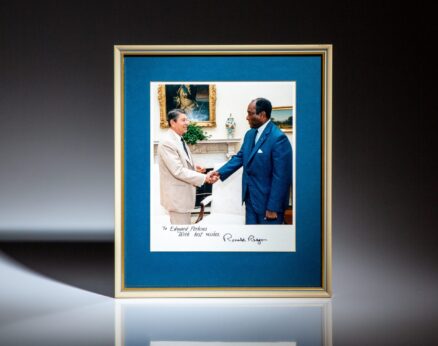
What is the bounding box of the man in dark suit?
[215,98,292,224]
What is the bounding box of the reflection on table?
[116,299,332,346]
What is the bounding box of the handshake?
[195,165,220,184]
[205,170,220,184]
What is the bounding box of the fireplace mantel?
[153,138,242,168]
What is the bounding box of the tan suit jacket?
[157,129,205,213]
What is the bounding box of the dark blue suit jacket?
[218,121,293,214]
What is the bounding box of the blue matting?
[124,55,322,287]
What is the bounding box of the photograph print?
[151,81,296,252]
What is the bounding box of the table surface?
[0,241,436,346]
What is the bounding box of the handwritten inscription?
[162,226,269,246]
[168,225,208,232]
[206,232,219,237]
[223,233,268,245]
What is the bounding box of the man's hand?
[205,171,220,184]
[211,171,220,183]
[265,210,278,220]
[195,165,206,173]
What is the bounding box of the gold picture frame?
[114,44,332,298]
[158,84,217,127]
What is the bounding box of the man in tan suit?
[158,109,217,224]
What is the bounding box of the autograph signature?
[223,233,268,245]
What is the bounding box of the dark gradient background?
[0,1,436,345]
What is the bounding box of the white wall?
[151,82,295,144]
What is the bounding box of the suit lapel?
[244,129,258,166]
[169,130,193,168]
[185,143,194,167]
[246,122,273,165]
[177,143,193,167]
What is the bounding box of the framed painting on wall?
[158,84,216,127]
[272,106,293,133]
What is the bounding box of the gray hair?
[167,108,186,127]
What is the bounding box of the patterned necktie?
[181,137,189,158]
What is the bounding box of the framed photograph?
[158,84,217,127]
[272,106,293,133]
[115,45,332,297]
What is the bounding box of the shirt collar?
[256,119,271,135]
[169,128,183,141]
